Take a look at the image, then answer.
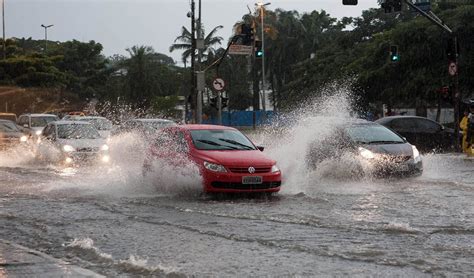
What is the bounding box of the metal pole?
[190,0,196,123]
[217,91,222,125]
[260,6,266,112]
[453,35,460,152]
[2,0,5,60]
[44,27,47,51]
[196,0,202,124]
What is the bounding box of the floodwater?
[0,93,473,277]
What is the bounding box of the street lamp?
[255,2,270,112]
[40,24,53,52]
[2,0,5,60]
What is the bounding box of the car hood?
[192,149,276,166]
[0,132,23,139]
[98,130,111,138]
[363,143,413,156]
[57,138,106,149]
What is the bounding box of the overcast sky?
[5,0,378,63]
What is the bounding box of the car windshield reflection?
[346,124,404,144]
[190,129,256,151]
[58,124,101,139]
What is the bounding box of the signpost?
[211,77,225,125]
[448,62,457,76]
[228,45,253,56]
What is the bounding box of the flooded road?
[0,152,473,277]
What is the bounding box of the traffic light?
[380,0,402,13]
[342,0,358,5]
[446,37,459,62]
[255,40,263,58]
[210,97,217,108]
[222,97,228,109]
[237,23,254,46]
[390,45,400,62]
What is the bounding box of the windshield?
[190,129,256,150]
[31,116,58,127]
[57,124,101,139]
[77,118,113,130]
[0,114,16,122]
[346,124,404,144]
[0,122,20,132]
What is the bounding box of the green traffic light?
[391,55,399,62]
[256,50,263,57]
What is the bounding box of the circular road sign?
[212,78,225,91]
[448,62,457,76]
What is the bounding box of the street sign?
[448,62,457,76]
[228,44,253,56]
[212,78,225,91]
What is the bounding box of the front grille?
[380,155,411,163]
[76,147,99,152]
[211,181,281,190]
[228,166,272,173]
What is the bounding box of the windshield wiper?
[217,138,254,150]
[196,139,238,150]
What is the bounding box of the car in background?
[306,119,422,177]
[114,118,177,138]
[37,121,110,165]
[0,120,28,150]
[144,124,281,193]
[68,116,113,138]
[61,112,85,120]
[375,116,458,153]
[17,113,59,137]
[0,113,17,122]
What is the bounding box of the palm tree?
[125,45,155,107]
[169,24,224,67]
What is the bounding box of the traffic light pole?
[217,91,222,125]
[403,0,460,151]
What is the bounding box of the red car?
[144,124,282,193]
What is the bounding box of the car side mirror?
[257,146,264,152]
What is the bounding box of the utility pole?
[41,24,53,52]
[189,1,196,123]
[2,0,5,60]
[196,0,203,124]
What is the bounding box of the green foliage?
[151,95,180,116]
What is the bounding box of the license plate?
[242,176,263,184]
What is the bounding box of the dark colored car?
[375,116,458,153]
[306,119,423,177]
[0,119,28,150]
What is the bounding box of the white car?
[37,121,110,165]
[17,113,59,137]
[68,116,113,139]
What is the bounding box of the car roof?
[177,124,237,131]
[0,113,16,115]
[52,120,91,125]
[20,113,58,117]
[376,115,436,123]
[131,118,175,123]
[75,116,108,120]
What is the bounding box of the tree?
[169,24,224,67]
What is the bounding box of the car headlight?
[203,161,227,173]
[35,130,42,135]
[63,145,75,152]
[100,144,109,151]
[271,164,280,173]
[412,145,421,162]
[358,147,375,159]
[20,136,28,142]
